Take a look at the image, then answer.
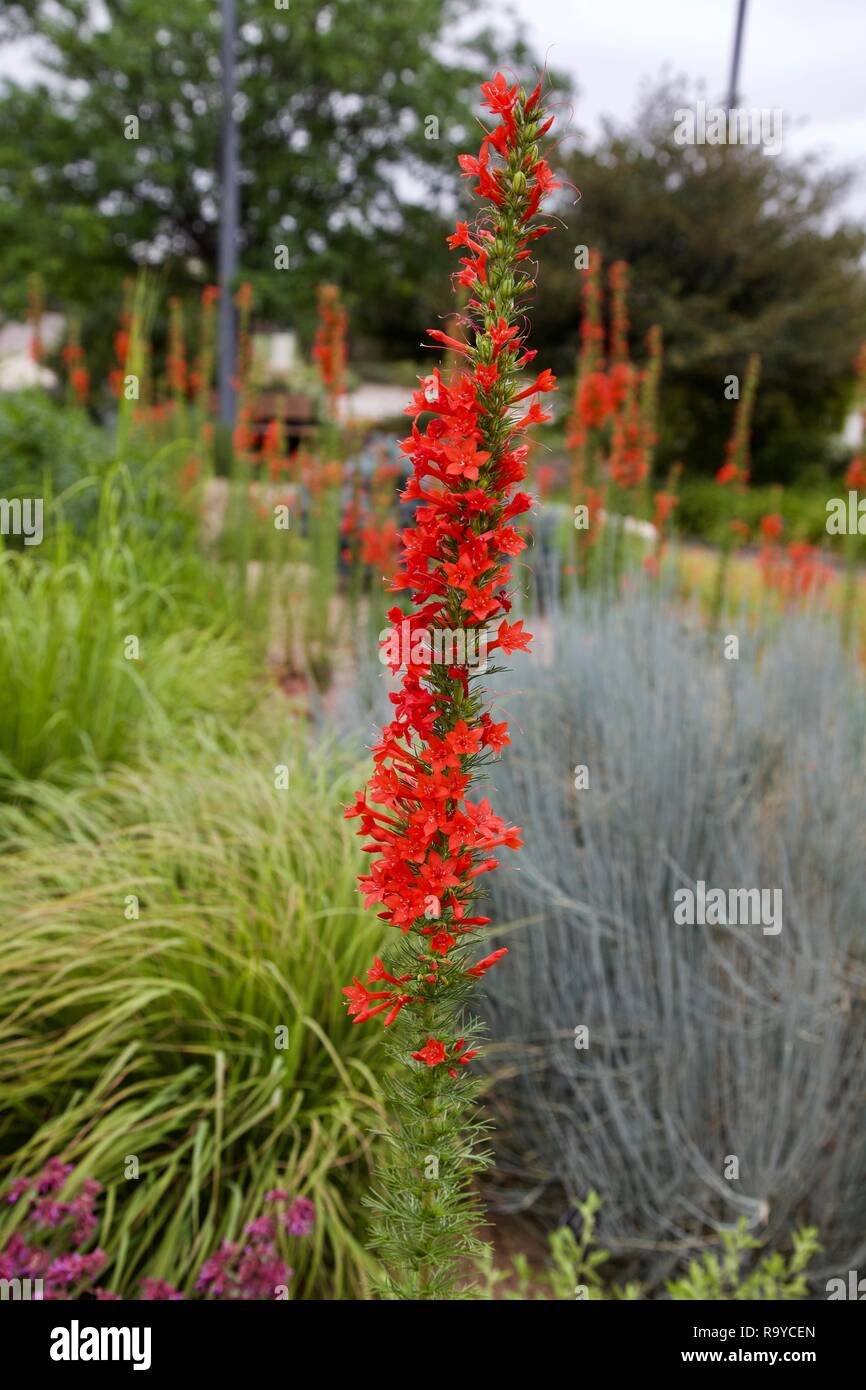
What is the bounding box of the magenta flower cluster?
[1,1159,314,1301]
[1,1158,106,1299]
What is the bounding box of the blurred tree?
[535,80,866,482]
[0,0,544,367]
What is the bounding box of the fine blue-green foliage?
[482,588,866,1288]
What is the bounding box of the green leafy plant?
[475,1192,640,1300]
[666,1219,821,1301]
[476,1195,820,1301]
[0,390,110,536]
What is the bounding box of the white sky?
[511,0,866,216]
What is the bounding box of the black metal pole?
[217,0,238,429]
[726,0,748,110]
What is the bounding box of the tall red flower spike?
[342,73,558,1072]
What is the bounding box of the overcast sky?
[512,0,866,216]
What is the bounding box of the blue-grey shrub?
[482,590,866,1286]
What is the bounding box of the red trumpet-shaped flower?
[343,74,557,1084]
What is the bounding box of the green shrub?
[476,1194,819,1301]
[0,391,111,535]
[666,1220,821,1301]
[0,727,385,1298]
[676,475,865,556]
[476,1192,640,1300]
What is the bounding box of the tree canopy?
[3,17,865,482]
[534,81,866,481]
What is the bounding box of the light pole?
[726,0,749,111]
[217,0,239,431]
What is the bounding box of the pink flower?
[140,1278,185,1300]
[283,1197,315,1238]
